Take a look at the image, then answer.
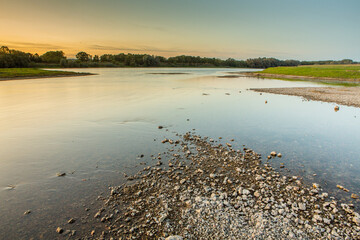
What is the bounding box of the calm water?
[0,68,360,239]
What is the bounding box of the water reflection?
[0,68,359,238]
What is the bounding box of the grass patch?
[260,65,360,80]
[0,68,85,79]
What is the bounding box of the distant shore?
[0,68,94,81]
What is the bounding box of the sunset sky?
[1,0,359,60]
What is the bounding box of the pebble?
[68,218,76,224]
[24,210,31,215]
[351,193,359,199]
[165,236,183,240]
[56,227,63,234]
[312,183,320,189]
[298,203,306,211]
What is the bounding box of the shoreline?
[81,133,360,239]
[240,72,360,84]
[0,72,95,81]
[251,87,360,108]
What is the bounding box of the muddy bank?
[240,72,360,83]
[252,87,360,108]
[0,72,94,81]
[82,133,360,239]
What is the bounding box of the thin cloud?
[131,23,168,32]
[89,44,140,52]
[3,41,65,50]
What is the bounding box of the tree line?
[0,46,358,69]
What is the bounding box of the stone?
[353,217,360,225]
[57,172,66,177]
[56,227,64,234]
[351,193,359,199]
[68,218,76,224]
[24,210,31,215]
[277,153,282,158]
[166,236,183,240]
[270,151,277,156]
[298,203,306,211]
[312,215,322,222]
[242,189,250,195]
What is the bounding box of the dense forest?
[0,46,357,69]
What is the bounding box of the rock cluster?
[87,133,360,239]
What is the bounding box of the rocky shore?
[84,133,360,239]
[240,72,360,83]
[252,87,360,108]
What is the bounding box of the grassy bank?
[256,65,360,81]
[0,68,91,80]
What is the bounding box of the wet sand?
[252,87,360,108]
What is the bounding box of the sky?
[1,0,359,60]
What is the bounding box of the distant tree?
[339,59,353,64]
[0,46,32,68]
[76,51,92,62]
[60,58,68,67]
[40,51,65,63]
[0,46,10,54]
[29,53,41,63]
[93,55,99,62]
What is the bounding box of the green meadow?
[260,65,360,80]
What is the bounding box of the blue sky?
[1,0,359,60]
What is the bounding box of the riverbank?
[82,133,360,239]
[240,65,360,84]
[252,87,360,108]
[0,68,93,81]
